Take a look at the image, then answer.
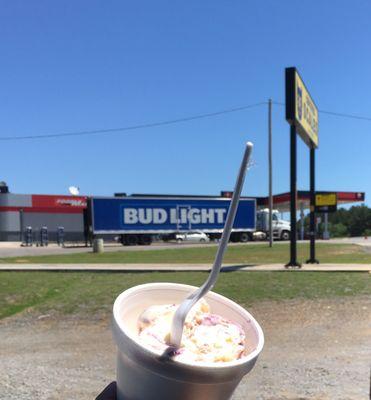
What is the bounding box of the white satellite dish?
[68,186,80,196]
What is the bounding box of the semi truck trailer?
[89,195,291,245]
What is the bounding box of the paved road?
[329,236,371,246]
[0,241,219,257]
[0,240,284,257]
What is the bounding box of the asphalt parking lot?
[0,241,221,258]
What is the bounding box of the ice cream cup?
[112,283,264,400]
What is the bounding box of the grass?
[1,243,370,264]
[0,271,370,320]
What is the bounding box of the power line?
[272,101,371,122]
[2,99,371,142]
[319,109,371,121]
[0,102,267,142]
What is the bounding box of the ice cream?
[137,299,246,363]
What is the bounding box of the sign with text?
[286,67,319,148]
[315,192,337,213]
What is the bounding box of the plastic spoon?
[169,142,254,349]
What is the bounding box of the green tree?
[329,223,348,238]
[302,204,371,238]
[347,205,371,236]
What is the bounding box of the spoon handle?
[170,142,254,347]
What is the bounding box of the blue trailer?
[90,196,256,245]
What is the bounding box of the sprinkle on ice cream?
[137,300,246,363]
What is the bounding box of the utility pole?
[268,99,273,247]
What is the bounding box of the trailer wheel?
[176,238,183,244]
[139,235,152,245]
[239,232,250,243]
[127,235,138,245]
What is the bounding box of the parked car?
[252,231,267,241]
[175,231,210,243]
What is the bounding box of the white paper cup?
[112,283,264,400]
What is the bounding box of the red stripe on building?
[0,206,84,214]
[32,195,87,209]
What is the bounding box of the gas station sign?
[285,67,319,267]
[286,67,319,148]
[315,192,337,213]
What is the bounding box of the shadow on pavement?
[220,264,254,272]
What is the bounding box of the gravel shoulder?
[1,296,370,400]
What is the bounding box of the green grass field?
[1,271,370,320]
[1,243,370,264]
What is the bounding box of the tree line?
[302,205,371,238]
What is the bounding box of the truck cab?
[256,209,291,240]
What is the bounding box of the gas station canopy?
[256,191,365,213]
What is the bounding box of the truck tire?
[138,235,152,245]
[127,235,138,245]
[281,230,290,241]
[239,232,250,243]
[176,238,183,244]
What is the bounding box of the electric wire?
[0,102,266,142]
[2,100,371,142]
[272,101,371,122]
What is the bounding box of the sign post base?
[306,258,319,264]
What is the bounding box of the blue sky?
[0,1,370,207]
